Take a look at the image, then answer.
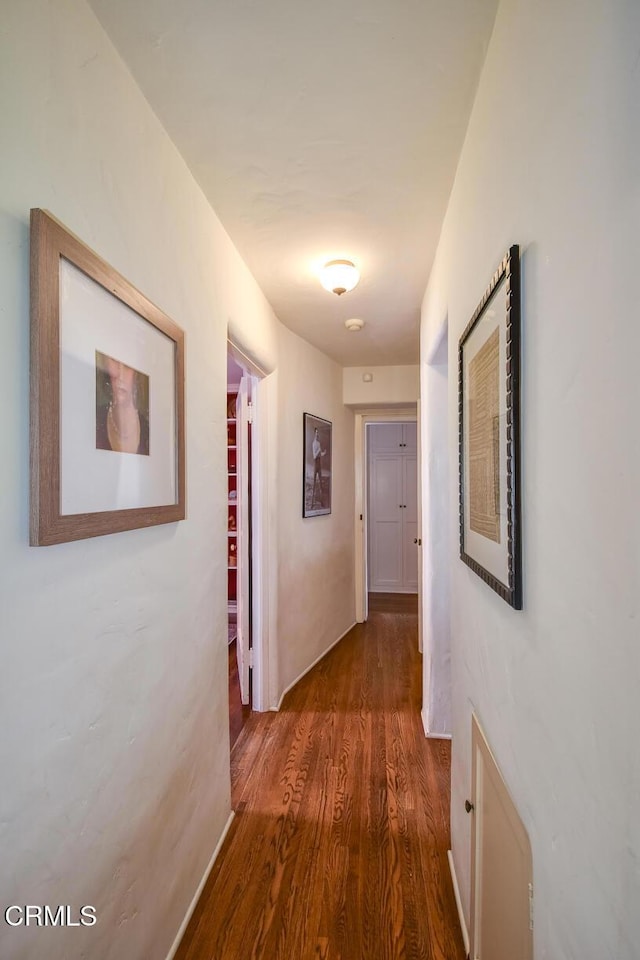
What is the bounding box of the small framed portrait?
[458,245,522,608]
[303,413,332,518]
[30,208,185,545]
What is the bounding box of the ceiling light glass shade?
[319,259,360,296]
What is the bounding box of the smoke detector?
[345,318,364,332]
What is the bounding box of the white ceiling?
[88,0,497,366]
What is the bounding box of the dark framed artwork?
[30,208,185,545]
[303,413,332,517]
[458,245,522,608]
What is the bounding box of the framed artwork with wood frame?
[458,245,522,608]
[30,208,185,545]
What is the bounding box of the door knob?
[465,799,474,813]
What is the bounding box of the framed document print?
[458,245,522,608]
[303,413,332,517]
[30,209,185,545]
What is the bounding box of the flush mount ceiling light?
[345,318,364,332]
[319,259,360,296]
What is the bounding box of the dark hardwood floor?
[180,606,463,960]
[368,592,419,614]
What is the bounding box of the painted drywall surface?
[277,325,356,696]
[421,1,640,956]
[0,1,278,957]
[420,360,451,736]
[343,364,420,406]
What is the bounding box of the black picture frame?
[303,412,332,517]
[458,245,522,608]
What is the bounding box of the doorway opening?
[354,410,419,624]
[227,352,251,747]
[366,420,419,609]
[225,338,275,738]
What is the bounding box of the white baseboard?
[275,622,357,710]
[421,707,452,740]
[447,848,470,958]
[165,811,235,960]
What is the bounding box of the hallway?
[177,604,464,960]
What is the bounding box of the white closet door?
[369,454,403,591]
[402,456,419,590]
[470,715,533,960]
[370,422,403,454]
[403,422,418,455]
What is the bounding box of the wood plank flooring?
[368,592,419,614]
[178,606,463,960]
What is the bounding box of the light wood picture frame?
[458,245,522,608]
[30,209,185,545]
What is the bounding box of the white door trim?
[236,376,250,705]
[250,371,279,711]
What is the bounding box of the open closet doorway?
[227,351,254,748]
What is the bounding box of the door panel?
[374,522,403,586]
[372,456,402,520]
[369,455,403,591]
[403,519,418,590]
[403,456,418,589]
[470,715,533,960]
[369,422,403,454]
[404,456,418,522]
[403,421,418,455]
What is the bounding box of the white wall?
[276,325,356,697]
[420,346,451,737]
[0,4,271,958]
[0,1,354,958]
[421,320,451,736]
[343,364,420,406]
[420,1,640,956]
